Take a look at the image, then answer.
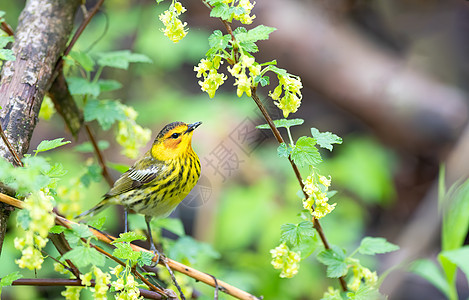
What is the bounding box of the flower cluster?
[116,105,152,159]
[56,179,83,219]
[270,243,301,278]
[222,0,256,24]
[322,286,342,299]
[55,262,85,300]
[269,74,303,117]
[14,190,55,270]
[303,173,336,219]
[110,265,143,300]
[80,266,111,299]
[159,1,188,43]
[194,56,227,98]
[347,259,378,292]
[228,54,261,97]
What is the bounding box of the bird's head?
[150,121,202,161]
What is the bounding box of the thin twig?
[8,278,162,299]
[208,274,219,300]
[52,0,105,76]
[161,256,186,300]
[54,216,167,296]
[0,123,23,167]
[85,124,114,187]
[0,21,14,36]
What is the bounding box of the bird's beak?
[186,121,202,133]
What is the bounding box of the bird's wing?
[104,157,161,198]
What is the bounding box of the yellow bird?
[77,121,202,252]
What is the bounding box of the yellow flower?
[270,243,301,278]
[159,1,188,43]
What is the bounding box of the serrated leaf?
[410,259,450,298]
[63,246,104,268]
[113,242,141,261]
[44,163,67,177]
[87,216,106,230]
[256,118,304,130]
[98,79,123,92]
[137,251,155,267]
[311,128,342,151]
[208,30,231,51]
[277,143,292,158]
[34,138,70,154]
[49,225,66,234]
[358,237,399,255]
[70,223,94,239]
[0,271,22,290]
[280,221,315,248]
[69,51,95,72]
[291,136,322,167]
[317,245,348,278]
[74,140,110,153]
[235,25,276,44]
[84,99,126,130]
[266,65,288,77]
[210,3,231,20]
[112,231,147,244]
[97,50,152,70]
[67,77,100,97]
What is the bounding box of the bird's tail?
[75,199,110,221]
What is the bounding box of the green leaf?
[87,216,106,230]
[113,242,141,262]
[44,163,68,177]
[358,237,399,255]
[310,128,343,151]
[235,25,276,44]
[84,99,126,130]
[208,30,231,51]
[49,225,67,234]
[410,259,450,298]
[277,143,292,158]
[254,75,270,87]
[70,223,94,239]
[97,50,152,70]
[67,77,100,97]
[80,164,102,187]
[98,79,123,92]
[280,221,315,248]
[210,3,231,20]
[256,118,304,130]
[112,231,147,244]
[63,246,104,268]
[0,271,22,296]
[317,245,348,278]
[69,51,95,72]
[291,136,322,167]
[0,49,15,61]
[346,285,381,300]
[74,140,110,153]
[442,178,469,251]
[16,209,31,230]
[34,138,71,154]
[266,65,288,77]
[440,246,469,285]
[137,251,155,267]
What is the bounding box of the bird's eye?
[171,133,180,139]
